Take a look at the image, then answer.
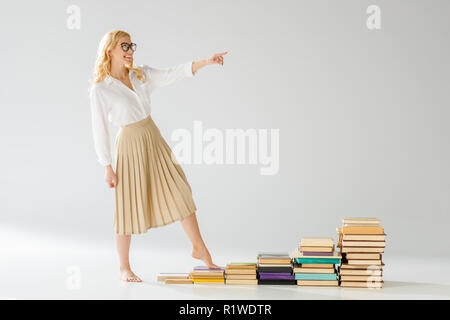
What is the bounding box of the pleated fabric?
[113,115,197,235]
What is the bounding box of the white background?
[1,0,449,264]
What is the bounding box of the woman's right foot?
[191,246,220,269]
[119,268,142,282]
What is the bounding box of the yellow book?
[193,279,225,283]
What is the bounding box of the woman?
[89,30,227,282]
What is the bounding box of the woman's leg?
[116,234,142,282]
[180,213,219,269]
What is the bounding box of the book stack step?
[225,263,258,285]
[190,266,225,285]
[337,218,386,288]
[257,252,295,285]
[157,273,193,284]
[291,237,341,287]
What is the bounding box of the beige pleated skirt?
[113,115,197,235]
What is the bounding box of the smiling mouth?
[124,55,133,60]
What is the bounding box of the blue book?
[294,273,338,280]
[293,258,341,264]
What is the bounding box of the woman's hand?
[192,52,228,75]
[105,165,117,188]
[207,52,228,66]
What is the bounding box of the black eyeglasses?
[120,42,137,52]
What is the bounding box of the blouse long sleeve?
[143,61,194,93]
[89,85,112,166]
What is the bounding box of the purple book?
[259,273,294,280]
[301,252,334,256]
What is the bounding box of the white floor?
[1,228,449,300]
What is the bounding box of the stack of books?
[291,237,341,286]
[190,266,225,285]
[225,263,258,285]
[337,218,385,288]
[157,272,193,284]
[257,252,296,285]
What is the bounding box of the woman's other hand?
[105,165,117,188]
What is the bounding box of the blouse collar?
[104,68,136,85]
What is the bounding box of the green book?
[294,273,338,280]
[293,258,341,264]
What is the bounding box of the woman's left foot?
[191,246,220,269]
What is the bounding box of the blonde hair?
[90,30,146,86]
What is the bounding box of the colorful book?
[294,273,338,281]
[340,281,383,288]
[341,226,384,235]
[301,251,334,256]
[345,253,381,260]
[257,266,293,273]
[339,269,382,276]
[225,274,257,280]
[258,279,297,285]
[157,273,190,282]
[226,263,257,269]
[293,267,335,274]
[225,269,257,275]
[341,241,385,247]
[259,273,295,280]
[300,237,334,247]
[341,247,384,253]
[193,278,225,283]
[340,275,383,282]
[165,279,193,284]
[193,266,225,271]
[297,280,338,286]
[300,246,334,252]
[258,258,291,264]
[346,259,383,266]
[225,279,258,285]
[342,234,386,241]
[293,257,341,264]
[342,218,381,225]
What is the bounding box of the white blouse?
[89,61,195,166]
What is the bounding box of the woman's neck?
[110,61,129,80]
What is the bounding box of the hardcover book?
[258,279,297,285]
[340,281,383,288]
[300,237,334,247]
[297,280,338,286]
[341,226,384,235]
[293,257,341,264]
[294,273,338,281]
[259,273,295,280]
[225,279,258,285]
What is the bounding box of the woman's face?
[109,35,135,66]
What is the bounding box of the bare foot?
[191,246,220,269]
[119,268,142,282]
